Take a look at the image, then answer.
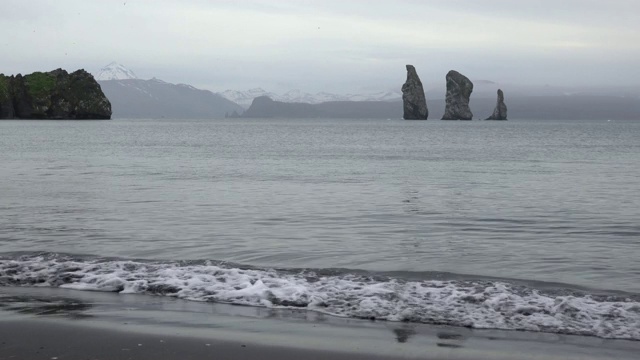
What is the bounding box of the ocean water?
[1,118,639,339]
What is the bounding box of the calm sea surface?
[1,118,639,293]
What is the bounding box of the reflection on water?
[436,331,466,348]
[392,327,417,343]
[0,295,93,319]
[437,332,464,340]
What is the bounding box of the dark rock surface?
[485,89,508,120]
[0,74,15,118]
[401,65,428,120]
[441,70,473,120]
[0,69,111,119]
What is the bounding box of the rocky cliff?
[485,89,507,120]
[0,74,13,118]
[401,65,428,120]
[441,70,473,120]
[0,69,111,119]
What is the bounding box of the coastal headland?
[0,69,111,120]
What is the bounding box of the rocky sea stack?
[401,65,428,120]
[441,70,473,120]
[0,69,111,119]
[486,89,507,120]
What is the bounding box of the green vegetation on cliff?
[0,69,111,120]
[24,72,56,99]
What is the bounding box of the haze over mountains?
[95,63,243,119]
[221,88,403,108]
[93,63,640,120]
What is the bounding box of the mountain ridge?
[90,62,640,120]
[98,78,243,119]
[220,88,403,108]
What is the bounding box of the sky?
[2,0,640,94]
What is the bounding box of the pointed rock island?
[0,69,111,119]
[486,89,508,120]
[441,70,473,120]
[401,65,428,120]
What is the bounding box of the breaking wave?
[1,253,639,340]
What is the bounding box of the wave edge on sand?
[1,253,639,340]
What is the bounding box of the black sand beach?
[1,287,638,360]
[0,319,398,360]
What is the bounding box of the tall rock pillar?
[401,65,428,120]
[441,70,473,120]
[485,89,508,120]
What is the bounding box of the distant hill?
[98,78,244,119]
[241,96,401,119]
[220,88,402,108]
[241,95,640,120]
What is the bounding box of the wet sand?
[0,286,638,360]
[0,319,398,360]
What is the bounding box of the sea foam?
[1,254,638,340]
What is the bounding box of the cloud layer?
[3,0,639,92]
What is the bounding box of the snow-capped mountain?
[94,62,138,81]
[219,88,279,108]
[219,88,403,108]
[343,90,403,102]
[97,77,243,119]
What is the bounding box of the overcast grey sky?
[3,0,639,93]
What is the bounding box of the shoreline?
[1,286,639,360]
[0,319,397,360]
